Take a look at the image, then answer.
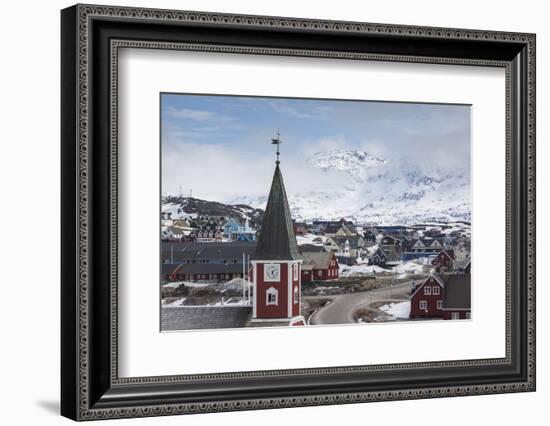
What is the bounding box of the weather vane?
[271,130,283,165]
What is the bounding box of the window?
[437,300,443,310]
[451,312,460,320]
[318,270,323,278]
[433,286,440,295]
[424,286,432,295]
[266,287,278,306]
[419,300,427,310]
[294,286,299,304]
[293,263,298,280]
[466,312,471,319]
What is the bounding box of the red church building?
[251,136,304,323]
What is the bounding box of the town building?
[167,263,247,282]
[409,272,471,319]
[363,229,377,245]
[301,252,339,282]
[375,225,415,240]
[222,217,257,241]
[330,235,365,258]
[313,218,357,236]
[161,241,255,282]
[368,247,387,266]
[441,275,471,320]
[161,225,195,242]
[379,235,403,262]
[189,215,226,242]
[192,228,223,242]
[402,237,447,260]
[431,249,455,272]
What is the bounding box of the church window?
[266,287,278,306]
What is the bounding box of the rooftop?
[253,164,302,261]
[161,306,252,331]
[442,274,471,309]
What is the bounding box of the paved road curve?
[309,281,414,325]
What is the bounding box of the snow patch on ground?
[339,258,430,277]
[380,301,411,319]
[161,202,198,220]
[391,260,426,274]
[223,278,252,291]
[339,264,387,276]
[163,281,211,288]
[221,297,250,305]
[164,298,187,306]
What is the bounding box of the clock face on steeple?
[264,263,281,282]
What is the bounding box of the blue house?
[223,217,256,242]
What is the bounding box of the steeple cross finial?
[271,129,283,165]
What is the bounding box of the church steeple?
[253,134,302,261]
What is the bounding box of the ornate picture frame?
[61,4,535,421]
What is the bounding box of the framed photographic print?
[61,4,536,421]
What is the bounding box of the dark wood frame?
[61,4,536,421]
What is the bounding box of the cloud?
[162,133,351,202]
[267,100,334,120]
[268,102,315,119]
[165,106,236,123]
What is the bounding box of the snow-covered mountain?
[163,149,471,226]
[162,196,264,225]
[233,149,470,225]
[310,150,387,183]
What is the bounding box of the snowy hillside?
[162,196,264,225]
[310,150,387,183]
[236,149,470,225]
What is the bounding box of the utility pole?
[242,252,246,302]
[247,254,251,304]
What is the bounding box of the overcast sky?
[161,93,471,202]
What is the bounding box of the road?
[308,281,414,325]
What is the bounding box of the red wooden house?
[301,252,339,282]
[410,275,445,318]
[410,273,471,320]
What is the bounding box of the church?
[251,134,305,325]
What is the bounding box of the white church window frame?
[266,287,278,306]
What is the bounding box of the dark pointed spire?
[253,161,302,261]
